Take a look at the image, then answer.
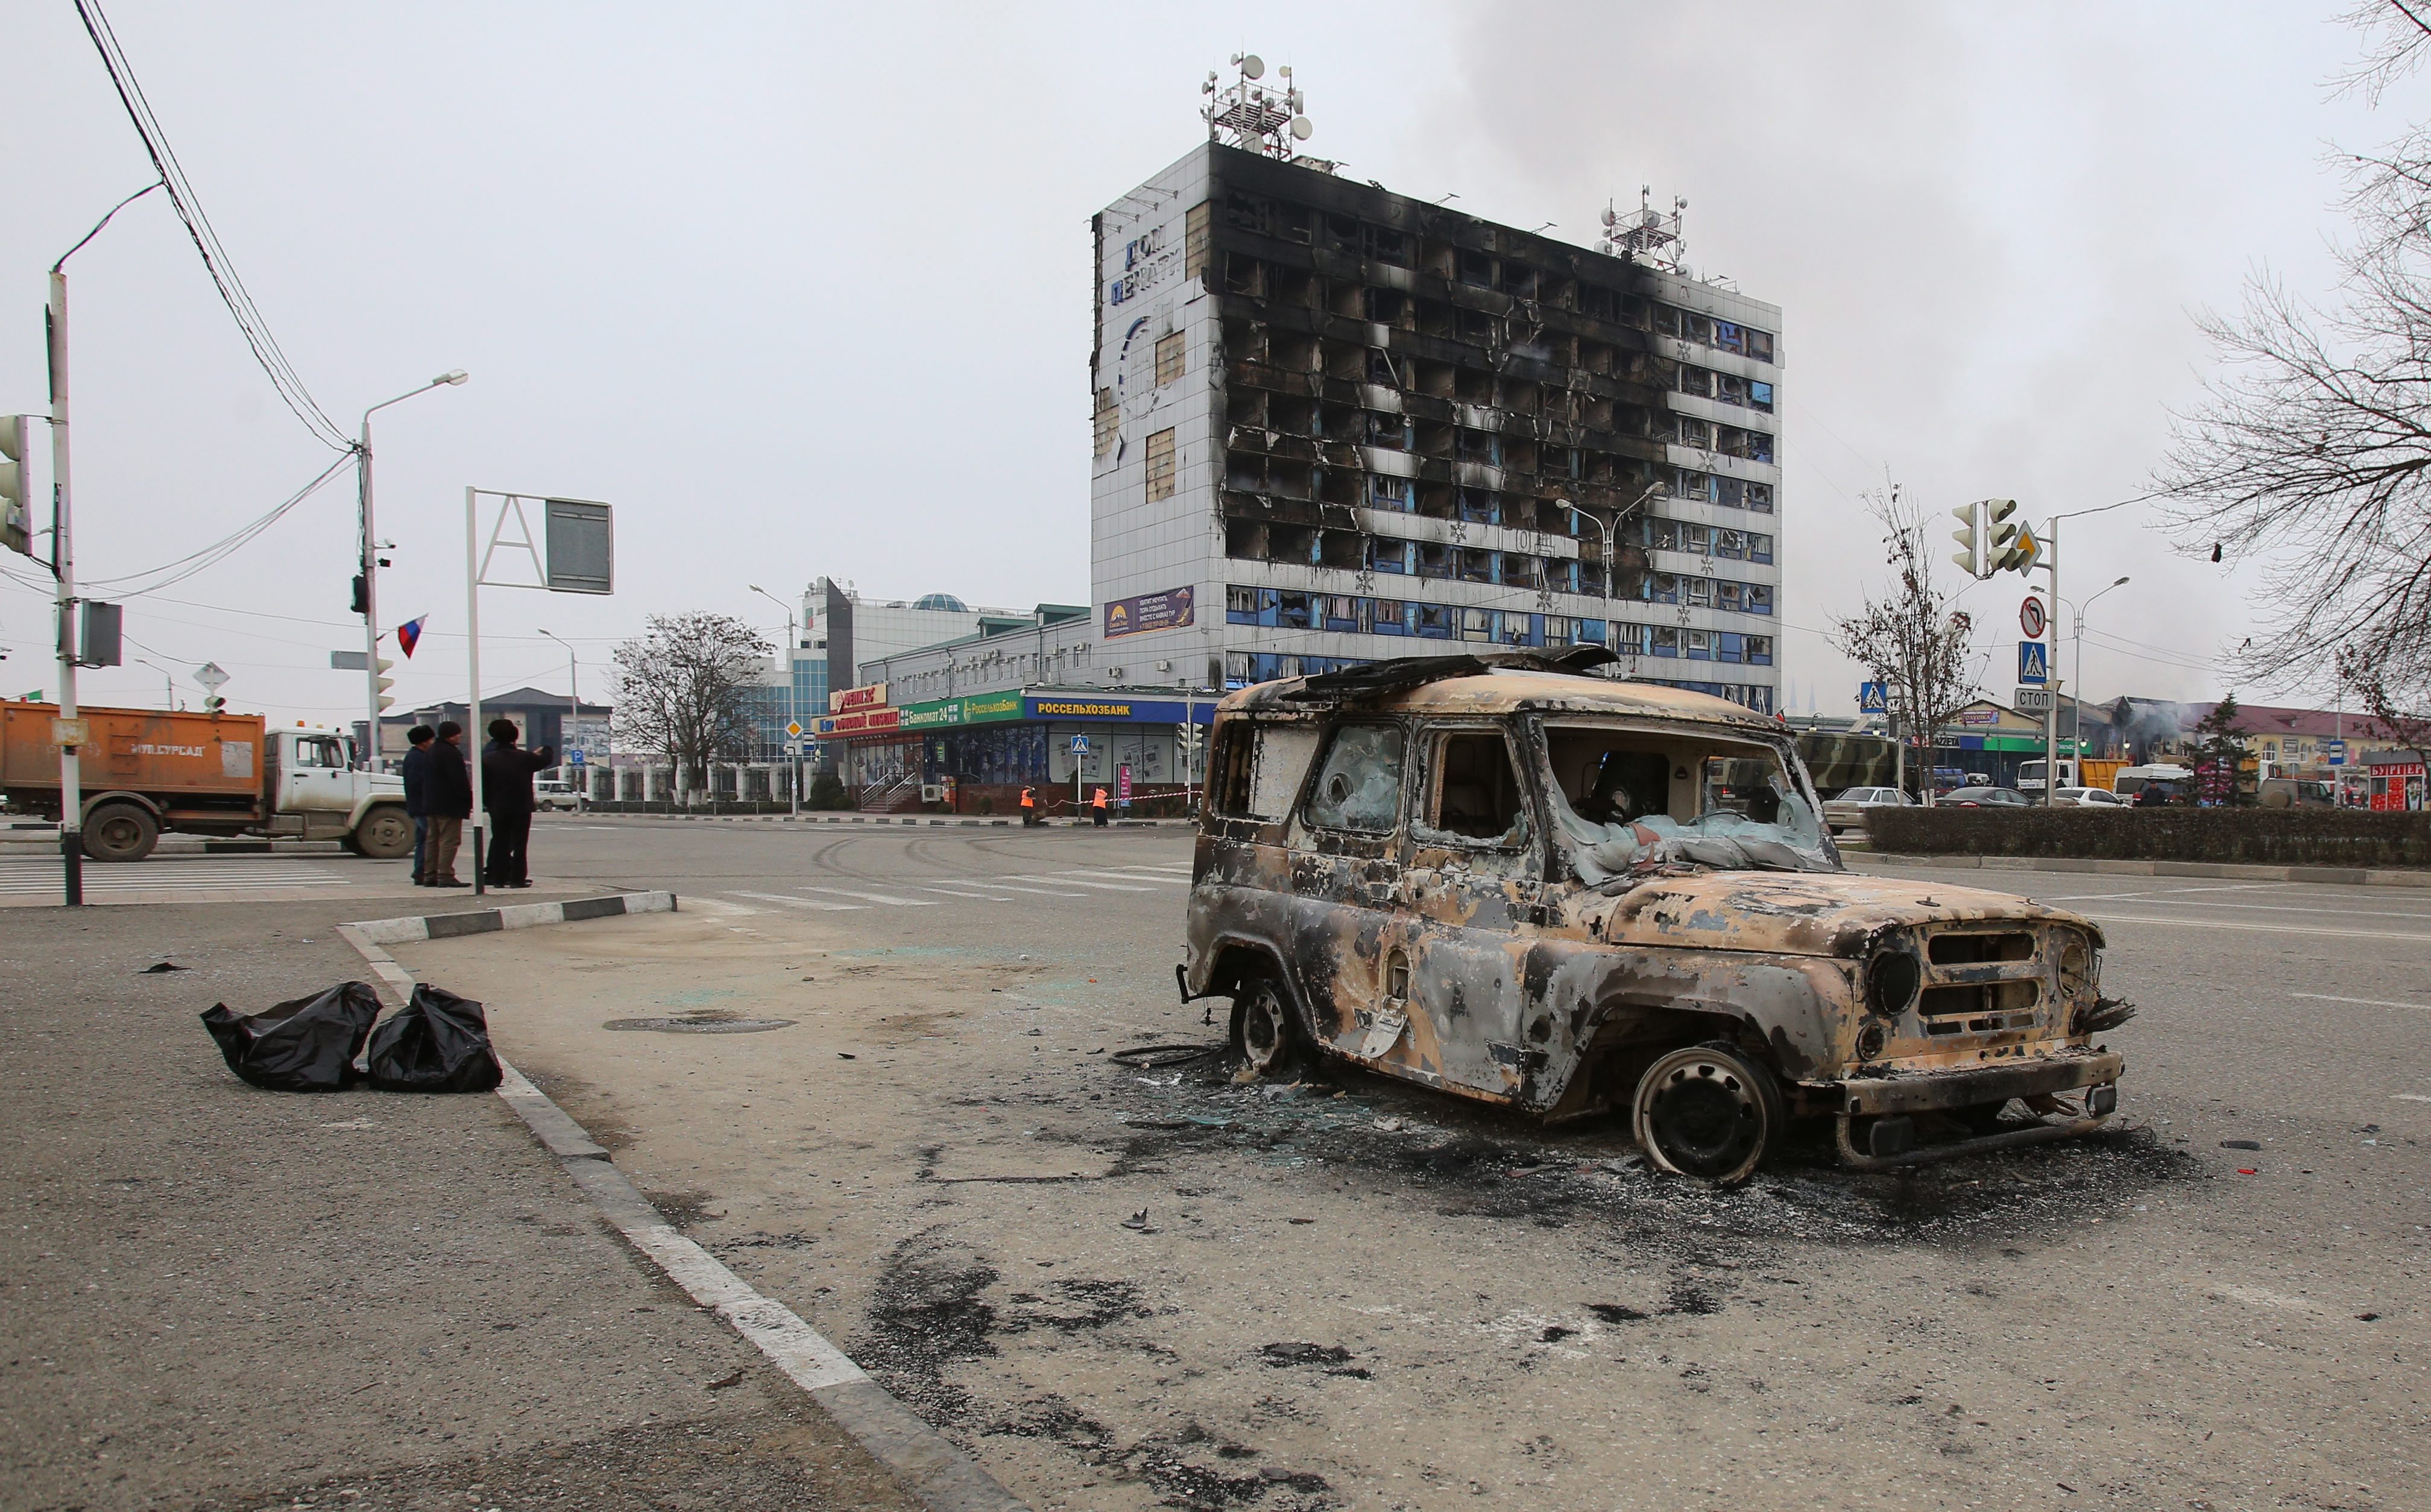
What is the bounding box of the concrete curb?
[1850,851,2431,889]
[345,889,676,946]
[334,896,1027,1512]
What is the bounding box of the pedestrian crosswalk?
[721,863,1193,914]
[0,858,359,897]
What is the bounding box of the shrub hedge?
[1863,805,2431,869]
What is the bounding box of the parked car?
[534,778,585,812]
[1822,785,1916,835]
[1179,649,2130,1186]
[2051,787,2127,808]
[1941,786,2034,808]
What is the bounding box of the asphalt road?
[365,814,2431,1512]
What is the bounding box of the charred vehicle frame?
[1177,650,2132,1185]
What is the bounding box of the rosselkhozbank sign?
[898,691,1030,729]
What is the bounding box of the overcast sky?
[0,2,2394,728]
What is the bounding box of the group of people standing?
[399,719,555,888]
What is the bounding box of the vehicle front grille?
[1914,928,2048,1037]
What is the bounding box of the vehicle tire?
[352,805,414,860]
[1228,969,1311,1081]
[83,802,159,863]
[1631,1040,1785,1188]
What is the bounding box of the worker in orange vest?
[1091,786,1109,827]
[1020,786,1038,826]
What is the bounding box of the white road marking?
[793,884,937,907]
[1006,874,1153,892]
[2084,913,2431,943]
[2035,883,2294,903]
[1053,869,1187,886]
[0,861,353,895]
[937,877,1070,896]
[2044,893,2431,922]
[918,884,1018,901]
[2293,992,2431,1012]
[2394,1094,2431,1104]
[729,890,863,912]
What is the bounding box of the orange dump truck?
[0,701,411,862]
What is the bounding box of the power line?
[71,0,352,452]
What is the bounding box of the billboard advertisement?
[1103,585,1194,640]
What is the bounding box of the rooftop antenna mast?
[1599,186,1687,274]
[1203,55,1332,172]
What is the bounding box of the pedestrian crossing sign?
[2018,640,2049,685]
[1859,681,1888,713]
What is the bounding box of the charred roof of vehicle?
[1226,649,1783,731]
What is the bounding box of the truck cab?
[262,730,408,846]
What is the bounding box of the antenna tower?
[1599,186,1688,273]
[1202,55,1332,172]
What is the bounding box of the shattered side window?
[1540,722,1835,880]
[1417,730,1531,846]
[1244,725,1322,821]
[1302,723,1405,834]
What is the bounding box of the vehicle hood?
[1581,869,2101,958]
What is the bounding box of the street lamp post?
[2065,575,2130,765]
[748,585,800,816]
[537,629,582,801]
[134,657,180,710]
[1553,482,1664,660]
[357,370,467,769]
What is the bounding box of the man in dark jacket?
[481,718,555,889]
[421,722,474,886]
[399,725,436,884]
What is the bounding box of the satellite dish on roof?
[1242,54,1264,78]
[1602,207,1618,227]
[1290,116,1313,140]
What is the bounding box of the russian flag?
[396,616,426,659]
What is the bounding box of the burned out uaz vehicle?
[1178,650,2131,1185]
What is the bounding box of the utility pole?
[539,628,581,798]
[358,371,467,770]
[749,586,800,816]
[48,267,83,906]
[2042,517,2060,808]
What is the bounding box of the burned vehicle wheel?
[1632,1042,1785,1188]
[1229,972,1308,1080]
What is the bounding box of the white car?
[2051,786,2126,808]
[1821,784,1916,834]
[534,779,585,812]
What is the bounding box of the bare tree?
[2155,2,2431,748]
[611,612,772,792]
[1830,485,1979,800]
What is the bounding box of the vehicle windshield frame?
[1525,713,1839,880]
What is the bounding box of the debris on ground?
[367,984,504,1094]
[140,961,189,974]
[200,983,380,1093]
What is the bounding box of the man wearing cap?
[481,717,555,889]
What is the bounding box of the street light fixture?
[356,369,469,769]
[748,584,801,817]
[537,629,582,799]
[133,657,180,710]
[2064,575,2131,758]
[1550,482,1665,661]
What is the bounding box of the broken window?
[1717,580,1742,612]
[1276,592,1314,629]
[1457,487,1499,524]
[1542,724,1827,880]
[1744,584,1773,615]
[1716,373,1747,407]
[1323,594,1361,629]
[1716,529,1746,559]
[1217,723,1320,819]
[1223,520,1267,561]
[1745,481,1774,513]
[1225,253,1265,297]
[1750,533,1774,562]
[1713,475,1744,509]
[1416,604,1453,639]
[1146,429,1178,502]
[1612,621,1648,654]
[1747,329,1776,364]
[1364,225,1410,265]
[1685,313,1714,346]
[1185,201,1212,280]
[1685,629,1712,658]
[1748,380,1773,413]
[1373,598,1409,634]
[1684,523,1712,555]
[1745,635,1773,664]
[1713,320,1746,355]
[1364,288,1408,324]
[1319,531,1365,570]
[1304,723,1405,834]
[1367,412,1408,449]
[1460,548,1495,584]
[1093,388,1118,458]
[1652,625,1680,655]
[1226,585,1269,623]
[1420,730,1528,845]
[1369,476,1411,512]
[1457,248,1495,287]
[1676,365,1712,398]
[1156,331,1186,387]
[1460,607,1493,643]
[1685,576,1712,608]
[1417,543,1452,579]
[1674,416,1711,450]
[1366,537,1411,574]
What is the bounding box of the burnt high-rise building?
[1088,66,1781,710]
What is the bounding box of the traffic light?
[375,657,396,713]
[1983,498,2025,573]
[1,415,31,558]
[1949,499,1984,578]
[203,695,225,713]
[351,574,368,615]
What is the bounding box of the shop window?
[1304,724,1405,834]
[1155,331,1185,387]
[1146,429,1177,501]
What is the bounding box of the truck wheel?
[351,806,414,860]
[83,803,159,863]
[1632,1041,1785,1188]
[1229,971,1311,1081]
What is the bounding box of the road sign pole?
[2043,516,2060,807]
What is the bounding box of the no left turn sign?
[2019,595,2048,640]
